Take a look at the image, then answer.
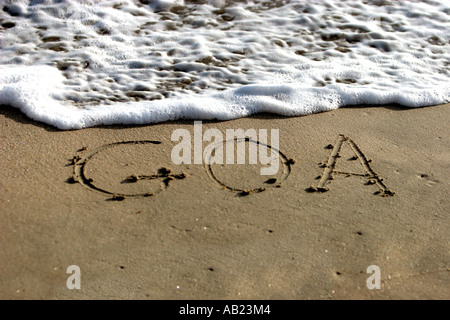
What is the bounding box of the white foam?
[0,0,449,129]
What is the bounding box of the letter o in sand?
[203,138,293,196]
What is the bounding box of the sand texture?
[0,104,449,299]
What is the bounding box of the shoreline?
[1,103,449,299]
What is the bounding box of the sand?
[0,103,449,300]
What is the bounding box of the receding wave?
[0,0,449,129]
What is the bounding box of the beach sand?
[0,103,449,300]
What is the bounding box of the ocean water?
[0,0,449,129]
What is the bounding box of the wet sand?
[0,103,449,299]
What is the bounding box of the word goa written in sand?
[68,132,394,200]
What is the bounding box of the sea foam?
[0,0,449,129]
